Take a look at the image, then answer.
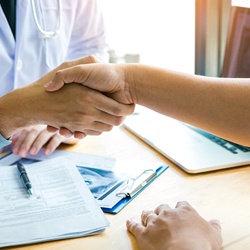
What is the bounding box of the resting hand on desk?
[126,201,222,250]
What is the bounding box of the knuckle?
[88,54,99,63]
[61,60,71,68]
[110,116,124,126]
[105,125,113,132]
[54,70,63,80]
[181,204,192,212]
[113,106,124,116]
[161,209,170,217]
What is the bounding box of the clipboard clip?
[116,169,156,198]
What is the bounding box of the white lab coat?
[0,0,109,96]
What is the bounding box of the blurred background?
[99,0,250,75]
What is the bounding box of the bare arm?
[0,57,134,139]
[46,62,250,146]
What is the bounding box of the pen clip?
[116,169,156,198]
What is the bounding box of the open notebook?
[123,107,250,174]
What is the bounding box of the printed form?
[0,158,109,247]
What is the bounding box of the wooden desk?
[5,126,250,250]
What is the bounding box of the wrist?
[123,64,139,104]
[0,84,42,138]
[0,90,23,138]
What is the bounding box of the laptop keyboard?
[187,125,250,154]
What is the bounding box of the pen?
[17,162,33,195]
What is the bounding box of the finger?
[141,210,154,222]
[44,134,64,155]
[29,129,55,155]
[81,129,104,136]
[68,55,102,66]
[95,96,135,117]
[88,111,125,128]
[12,131,27,155]
[175,201,190,208]
[126,219,145,238]
[154,204,172,215]
[46,64,109,93]
[141,210,156,227]
[47,125,59,133]
[209,219,223,247]
[62,137,80,144]
[209,219,222,232]
[11,132,21,145]
[73,131,86,139]
[44,55,101,91]
[13,129,40,157]
[59,128,73,138]
[71,122,113,135]
[60,127,103,139]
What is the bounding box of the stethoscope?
[31,0,62,38]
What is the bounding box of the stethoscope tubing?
[31,0,62,38]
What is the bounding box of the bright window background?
[232,0,250,7]
[99,0,195,74]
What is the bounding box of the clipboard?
[101,165,168,214]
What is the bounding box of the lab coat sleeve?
[66,0,109,62]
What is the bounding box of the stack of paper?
[0,149,168,214]
[0,158,109,247]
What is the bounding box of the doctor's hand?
[126,201,222,250]
[11,125,78,157]
[40,83,133,138]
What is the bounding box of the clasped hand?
[12,56,134,157]
[44,55,134,139]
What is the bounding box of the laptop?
[122,107,250,174]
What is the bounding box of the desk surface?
[5,126,250,250]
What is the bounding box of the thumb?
[209,219,221,231]
[44,55,102,92]
[44,66,79,92]
[209,219,223,247]
[126,219,144,238]
[44,64,101,92]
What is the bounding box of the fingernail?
[213,219,221,226]
[44,148,51,155]
[44,81,53,88]
[19,149,27,158]
[13,147,18,154]
[30,147,37,155]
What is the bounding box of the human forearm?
[125,64,250,145]
[46,61,250,146]
[0,56,134,139]
[0,58,90,138]
[0,85,39,138]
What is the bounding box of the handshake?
[0,56,226,250]
[0,55,136,141]
[1,53,247,152]
[43,55,136,139]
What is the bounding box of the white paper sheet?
[0,157,109,247]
